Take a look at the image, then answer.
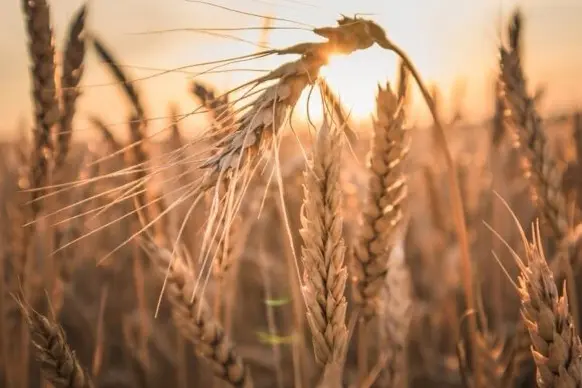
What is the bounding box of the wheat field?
[1,1,582,387]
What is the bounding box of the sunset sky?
[1,0,581,140]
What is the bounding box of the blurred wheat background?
[1,0,582,387]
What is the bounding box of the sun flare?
[297,47,400,123]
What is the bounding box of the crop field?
[1,1,581,387]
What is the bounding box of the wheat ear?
[192,81,234,135]
[515,221,582,387]
[458,331,515,388]
[57,4,87,167]
[91,35,145,120]
[500,12,580,331]
[351,80,408,382]
[500,10,568,242]
[18,300,94,388]
[300,117,348,368]
[143,241,253,388]
[17,0,60,375]
[22,0,59,215]
[352,81,408,320]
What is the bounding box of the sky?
[1,0,581,140]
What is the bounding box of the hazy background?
[1,0,581,140]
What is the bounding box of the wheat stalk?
[299,117,348,367]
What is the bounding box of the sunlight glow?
[318,52,381,119]
[296,48,400,123]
